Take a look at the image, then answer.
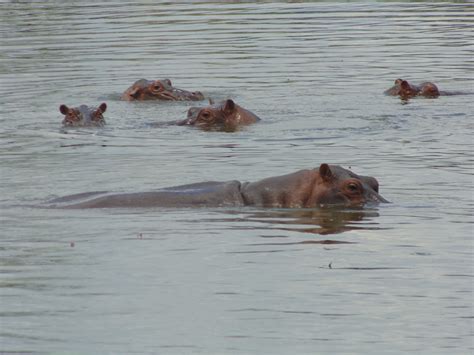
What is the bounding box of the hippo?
[59,103,107,127]
[384,79,440,99]
[177,99,260,131]
[121,79,205,101]
[46,164,388,209]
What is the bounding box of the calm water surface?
[1,1,473,354]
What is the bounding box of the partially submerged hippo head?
[385,79,440,99]
[179,99,260,131]
[309,164,387,206]
[241,163,388,208]
[59,103,107,127]
[121,79,204,101]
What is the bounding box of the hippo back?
[48,181,244,208]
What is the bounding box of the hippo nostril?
[369,192,389,203]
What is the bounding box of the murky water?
[1,1,473,354]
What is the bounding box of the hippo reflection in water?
[238,208,381,236]
[385,79,440,99]
[47,164,388,209]
[60,103,107,127]
[121,79,205,101]
[178,99,261,131]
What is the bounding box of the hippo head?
[309,164,388,207]
[122,79,204,101]
[386,79,440,99]
[183,99,261,131]
[59,103,107,127]
[394,79,419,99]
[185,99,236,128]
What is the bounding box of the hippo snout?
[181,107,201,125]
[187,107,199,117]
[366,190,389,203]
[191,91,205,101]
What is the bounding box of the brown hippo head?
[59,103,107,127]
[240,164,388,208]
[385,79,419,98]
[308,164,388,207]
[121,79,204,101]
[180,99,260,131]
[385,79,439,99]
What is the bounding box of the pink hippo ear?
[319,163,334,182]
[59,104,69,115]
[223,99,236,115]
[98,102,107,113]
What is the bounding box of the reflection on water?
[1,1,473,354]
[213,206,384,236]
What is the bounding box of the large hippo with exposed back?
[46,164,388,209]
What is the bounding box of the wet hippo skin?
[121,79,204,101]
[178,99,260,131]
[59,103,107,127]
[47,164,388,209]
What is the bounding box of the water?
[1,1,473,354]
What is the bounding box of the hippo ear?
[98,102,107,113]
[129,87,141,98]
[319,163,334,182]
[223,99,236,114]
[208,98,215,105]
[400,80,410,89]
[164,79,172,86]
[59,104,69,115]
[395,78,403,85]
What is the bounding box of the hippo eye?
[200,111,211,120]
[346,182,361,194]
[64,110,80,124]
[348,183,358,191]
[153,83,164,91]
[70,111,80,120]
[93,111,103,121]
